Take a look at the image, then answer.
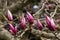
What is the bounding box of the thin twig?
[18,28,28,38]
[51,5,58,18]
[33,0,48,19]
[31,28,55,38]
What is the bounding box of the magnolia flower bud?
[20,16,26,29]
[46,15,56,31]
[37,19,43,30]
[50,19,56,31]
[7,10,13,21]
[46,15,51,26]
[26,11,34,24]
[8,23,17,35]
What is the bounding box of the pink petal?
[45,15,56,31]
[26,11,34,24]
[20,16,26,29]
[50,19,56,31]
[8,23,14,31]
[7,10,13,21]
[8,23,17,34]
[37,19,43,30]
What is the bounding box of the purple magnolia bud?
[50,19,56,31]
[26,11,34,24]
[20,16,26,29]
[8,23,17,35]
[7,10,13,21]
[46,15,56,31]
[37,19,43,30]
[46,15,51,26]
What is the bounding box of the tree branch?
[0,28,15,40]
[31,28,55,38]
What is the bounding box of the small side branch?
[31,28,55,38]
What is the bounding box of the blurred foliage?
[29,0,41,4]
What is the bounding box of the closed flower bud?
[37,19,43,30]
[46,15,56,31]
[7,10,13,21]
[50,19,56,31]
[26,11,34,24]
[20,16,26,29]
[46,15,51,26]
[8,23,17,35]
